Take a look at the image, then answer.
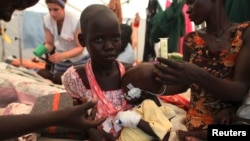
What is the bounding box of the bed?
[0,62,74,141]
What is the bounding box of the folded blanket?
[30,93,88,140]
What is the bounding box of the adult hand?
[48,52,65,63]
[153,57,200,85]
[59,99,106,130]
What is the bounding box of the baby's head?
[121,62,166,105]
[78,4,121,63]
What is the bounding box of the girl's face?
[186,0,212,25]
[47,3,64,21]
[84,13,121,65]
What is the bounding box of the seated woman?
[38,0,89,84]
[153,0,250,140]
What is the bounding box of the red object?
[133,21,140,28]
[133,13,140,28]
[159,95,190,111]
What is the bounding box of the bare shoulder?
[74,64,87,79]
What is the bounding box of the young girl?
[61,4,132,138]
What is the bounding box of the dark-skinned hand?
[153,57,201,85]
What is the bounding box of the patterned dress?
[62,60,126,136]
[185,22,250,131]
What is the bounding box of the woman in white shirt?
[43,0,89,73]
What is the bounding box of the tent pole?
[17,11,23,67]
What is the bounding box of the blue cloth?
[54,56,89,73]
[22,11,46,49]
[117,43,135,64]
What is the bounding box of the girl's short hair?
[79,4,117,36]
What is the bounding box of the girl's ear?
[78,33,85,47]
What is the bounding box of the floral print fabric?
[185,22,250,131]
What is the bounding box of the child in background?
[117,24,135,64]
[62,4,132,138]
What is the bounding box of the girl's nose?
[104,40,115,50]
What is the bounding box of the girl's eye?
[49,8,59,12]
[95,36,103,43]
[113,35,120,41]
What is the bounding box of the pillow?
[30,93,89,140]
